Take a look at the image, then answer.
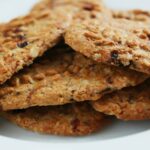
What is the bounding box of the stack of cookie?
[0,0,150,136]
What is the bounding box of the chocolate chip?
[111,50,118,60]
[17,41,28,48]
[109,50,123,66]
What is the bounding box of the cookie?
[92,79,150,121]
[31,0,111,21]
[65,17,150,74]
[0,0,109,84]
[0,102,108,136]
[0,0,81,84]
[0,46,147,111]
[113,9,150,23]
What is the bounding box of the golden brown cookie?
[30,0,112,28]
[1,102,108,136]
[31,0,111,21]
[0,0,109,84]
[92,79,150,121]
[0,0,77,84]
[0,46,147,111]
[65,17,150,74]
[113,9,150,23]
[32,0,107,11]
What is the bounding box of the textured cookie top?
[65,16,150,74]
[32,0,107,11]
[1,102,108,136]
[0,0,77,84]
[92,79,150,121]
[0,0,108,84]
[0,46,147,111]
[31,0,111,22]
[113,9,150,23]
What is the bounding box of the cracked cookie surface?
[92,79,150,121]
[0,46,147,111]
[0,102,108,136]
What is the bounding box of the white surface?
[0,0,150,149]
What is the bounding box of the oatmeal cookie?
[0,0,77,84]
[0,46,147,111]
[92,79,150,120]
[31,0,111,21]
[65,18,150,74]
[0,0,109,84]
[0,102,108,136]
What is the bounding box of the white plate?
[0,0,150,149]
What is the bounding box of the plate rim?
[0,130,150,150]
